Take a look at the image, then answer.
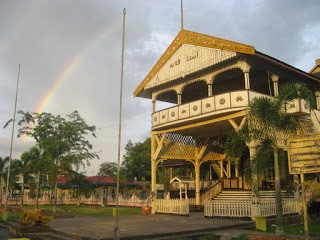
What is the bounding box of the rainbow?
[35,24,119,113]
[35,55,80,113]
[22,25,119,142]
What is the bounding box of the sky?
[1,0,320,175]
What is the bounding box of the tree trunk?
[21,177,24,207]
[35,171,40,210]
[53,179,58,213]
[0,176,2,206]
[273,147,284,235]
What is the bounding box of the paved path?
[0,226,14,239]
[47,212,252,239]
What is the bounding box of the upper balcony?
[151,89,312,130]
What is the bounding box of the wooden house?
[134,29,320,217]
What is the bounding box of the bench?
[20,209,51,226]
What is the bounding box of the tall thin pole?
[3,64,21,221]
[181,0,184,29]
[114,8,126,240]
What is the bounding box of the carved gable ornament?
[144,44,236,89]
[134,29,255,97]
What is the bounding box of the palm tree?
[226,82,316,235]
[18,150,36,207]
[27,146,45,210]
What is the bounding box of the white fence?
[204,197,300,218]
[260,198,300,216]
[204,200,251,218]
[107,194,149,207]
[155,199,189,215]
[3,193,149,207]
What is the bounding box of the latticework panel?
[157,133,225,160]
[202,151,225,161]
[299,118,315,135]
[166,133,196,146]
[159,138,195,159]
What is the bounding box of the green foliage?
[200,233,221,240]
[122,138,151,182]
[157,168,170,192]
[17,110,99,178]
[98,162,117,178]
[68,172,95,197]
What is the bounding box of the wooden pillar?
[195,161,201,205]
[177,94,182,105]
[151,135,157,195]
[244,71,250,90]
[271,74,279,97]
[219,160,224,178]
[315,91,320,110]
[152,100,156,113]
[208,84,213,97]
[248,143,258,196]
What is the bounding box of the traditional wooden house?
[134,29,320,217]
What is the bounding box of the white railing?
[155,199,189,215]
[260,198,299,216]
[204,199,252,218]
[171,180,218,190]
[152,90,266,128]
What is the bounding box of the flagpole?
[114,8,126,240]
[181,0,184,29]
[3,64,21,221]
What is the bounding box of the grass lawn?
[3,205,142,221]
[267,215,320,237]
[27,205,142,216]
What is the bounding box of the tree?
[122,138,151,182]
[17,150,35,207]
[25,146,46,209]
[225,82,316,235]
[98,162,117,178]
[16,110,99,212]
[0,156,9,206]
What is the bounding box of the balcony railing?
[152,90,312,129]
[152,90,266,128]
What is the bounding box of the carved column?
[248,142,259,197]
[247,141,261,219]
[271,74,279,97]
[208,84,213,97]
[152,100,156,113]
[177,94,182,105]
[244,71,250,90]
[239,61,251,90]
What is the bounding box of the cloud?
[1,0,319,175]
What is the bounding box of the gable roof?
[310,59,320,78]
[134,29,256,97]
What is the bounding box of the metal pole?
[114,8,126,240]
[3,64,21,221]
[180,0,184,29]
[301,173,309,240]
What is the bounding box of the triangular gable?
[134,29,255,97]
[144,44,237,90]
[310,59,320,76]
